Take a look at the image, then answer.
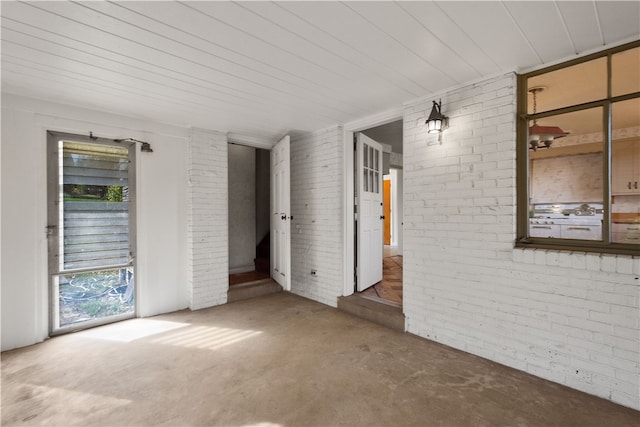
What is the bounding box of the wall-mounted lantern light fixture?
[426,99,448,133]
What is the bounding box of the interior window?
[526,57,607,114]
[518,42,640,255]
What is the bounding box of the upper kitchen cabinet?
[612,140,640,195]
[611,98,640,195]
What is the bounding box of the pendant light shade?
[426,100,448,133]
[528,123,569,150]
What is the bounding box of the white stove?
[529,203,603,240]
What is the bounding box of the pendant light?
[528,87,569,151]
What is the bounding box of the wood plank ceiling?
[2,1,639,145]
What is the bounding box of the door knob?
[281,215,286,220]
[380,215,385,220]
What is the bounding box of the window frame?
[516,41,640,256]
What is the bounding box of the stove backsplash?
[530,153,603,204]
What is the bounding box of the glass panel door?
[47,132,136,333]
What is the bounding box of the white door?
[271,135,291,291]
[356,133,383,291]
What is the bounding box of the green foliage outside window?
[106,185,123,202]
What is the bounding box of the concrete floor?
[2,293,638,427]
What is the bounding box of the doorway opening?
[355,121,403,306]
[227,136,291,302]
[228,144,271,287]
[47,131,137,334]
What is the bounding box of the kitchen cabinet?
[612,139,640,195]
[612,222,640,243]
[560,224,602,240]
[529,223,560,238]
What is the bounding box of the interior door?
[47,131,136,334]
[356,133,383,291]
[271,135,291,291]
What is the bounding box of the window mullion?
[604,101,612,244]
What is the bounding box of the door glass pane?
[369,170,374,194]
[363,143,368,168]
[369,146,374,170]
[55,267,134,328]
[527,57,607,114]
[375,172,379,193]
[612,47,640,97]
[528,107,604,241]
[611,98,640,244]
[363,169,368,192]
[374,149,379,171]
[63,142,130,270]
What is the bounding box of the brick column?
[187,128,228,310]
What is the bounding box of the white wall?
[391,168,403,254]
[290,126,344,307]
[228,144,256,274]
[1,94,190,351]
[402,73,640,410]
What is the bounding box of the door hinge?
[45,225,56,237]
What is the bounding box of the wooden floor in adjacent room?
[229,270,270,286]
[361,245,403,305]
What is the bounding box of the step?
[337,294,405,332]
[227,278,282,303]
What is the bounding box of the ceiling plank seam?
[500,1,543,65]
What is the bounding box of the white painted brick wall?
[187,128,228,310]
[403,72,640,410]
[290,126,344,307]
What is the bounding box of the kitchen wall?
[228,144,256,274]
[530,153,603,204]
[613,195,640,214]
[1,94,191,350]
[403,72,639,410]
